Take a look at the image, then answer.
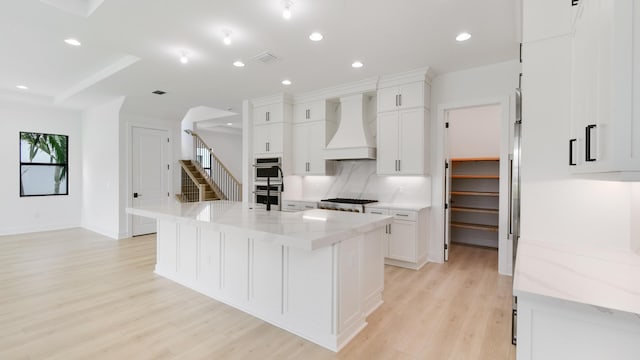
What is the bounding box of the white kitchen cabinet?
[568,0,640,179]
[522,0,574,43]
[292,121,335,175]
[387,219,416,263]
[376,108,428,175]
[254,123,285,155]
[282,200,318,212]
[253,102,284,124]
[293,100,326,122]
[367,207,429,270]
[377,81,427,113]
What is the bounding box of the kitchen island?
[127,201,392,352]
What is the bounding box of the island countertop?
[127,200,392,251]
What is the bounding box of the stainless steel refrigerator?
[510,88,522,345]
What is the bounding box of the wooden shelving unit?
[450,191,499,197]
[451,206,499,215]
[451,222,499,232]
[450,158,500,248]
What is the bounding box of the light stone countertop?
[513,237,640,315]
[365,202,431,211]
[127,200,392,251]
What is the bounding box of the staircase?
[179,160,221,202]
[177,131,242,203]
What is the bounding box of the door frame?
[432,96,514,275]
[127,124,173,237]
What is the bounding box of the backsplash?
[294,160,431,204]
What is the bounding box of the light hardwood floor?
[0,228,516,360]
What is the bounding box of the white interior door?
[132,126,169,236]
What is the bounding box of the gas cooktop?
[320,198,378,205]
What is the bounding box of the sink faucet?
[266,165,284,211]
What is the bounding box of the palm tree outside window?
[19,132,68,196]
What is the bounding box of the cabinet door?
[253,125,270,154]
[253,104,270,125]
[307,122,326,174]
[388,220,416,262]
[308,100,325,121]
[254,103,283,124]
[267,123,284,153]
[397,82,424,109]
[377,112,399,174]
[523,0,573,43]
[292,124,309,174]
[398,108,425,175]
[268,103,283,123]
[293,103,309,123]
[377,87,399,113]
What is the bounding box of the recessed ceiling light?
[283,0,293,19]
[309,32,323,41]
[352,61,364,68]
[233,60,245,67]
[281,79,292,85]
[227,122,233,126]
[179,52,189,64]
[456,32,472,42]
[223,31,232,45]
[16,85,29,90]
[64,38,81,46]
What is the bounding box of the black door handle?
[569,139,577,166]
[585,124,596,162]
[133,192,139,198]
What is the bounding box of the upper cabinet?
[377,81,429,113]
[377,108,428,175]
[253,101,287,124]
[568,0,640,180]
[292,100,337,175]
[522,0,574,43]
[252,95,292,164]
[293,100,326,122]
[376,68,433,175]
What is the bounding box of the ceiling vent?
[252,51,280,64]
[152,90,167,95]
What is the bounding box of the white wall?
[0,99,82,235]
[448,105,501,158]
[429,60,520,274]
[194,128,243,181]
[81,97,125,238]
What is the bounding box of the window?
[19,132,68,196]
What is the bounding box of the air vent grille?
[252,51,280,64]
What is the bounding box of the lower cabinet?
[367,207,429,270]
[281,200,318,212]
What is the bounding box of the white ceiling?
[0,0,519,125]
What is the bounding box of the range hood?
[324,93,376,160]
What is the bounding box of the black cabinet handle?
[569,139,577,166]
[133,192,140,198]
[585,124,596,162]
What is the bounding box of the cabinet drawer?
[282,201,302,211]
[390,210,416,221]
[366,208,389,215]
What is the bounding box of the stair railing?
[179,164,206,202]
[186,130,242,201]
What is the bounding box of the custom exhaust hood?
[324,93,376,160]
